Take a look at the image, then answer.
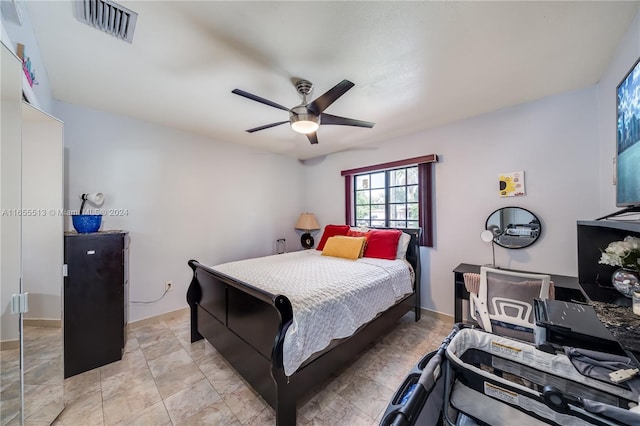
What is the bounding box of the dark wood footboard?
[186,228,422,425]
[186,260,293,412]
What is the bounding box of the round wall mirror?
[485,207,541,249]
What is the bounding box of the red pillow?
[347,229,371,256]
[347,229,371,239]
[316,225,350,250]
[364,229,402,260]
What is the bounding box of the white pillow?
[396,232,412,259]
[350,226,370,233]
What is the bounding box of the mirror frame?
[485,206,541,249]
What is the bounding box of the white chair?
[469,266,552,342]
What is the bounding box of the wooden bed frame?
[187,228,421,425]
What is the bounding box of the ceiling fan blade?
[320,113,375,128]
[306,80,355,114]
[246,121,289,133]
[306,132,319,145]
[232,89,290,111]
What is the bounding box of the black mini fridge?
[64,231,129,378]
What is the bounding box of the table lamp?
[72,192,104,233]
[80,192,104,214]
[295,213,320,249]
[481,224,502,268]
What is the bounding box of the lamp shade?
[79,192,105,215]
[480,230,494,243]
[83,192,104,206]
[295,213,320,231]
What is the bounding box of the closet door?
[0,41,24,426]
[0,41,64,426]
[21,103,64,424]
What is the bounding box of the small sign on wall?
[499,171,525,197]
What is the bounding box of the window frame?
[353,166,419,229]
[341,155,437,247]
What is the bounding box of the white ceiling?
[26,1,640,160]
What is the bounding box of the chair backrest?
[464,272,481,323]
[475,266,551,341]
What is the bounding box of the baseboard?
[1,320,60,350]
[129,306,189,328]
[23,319,61,328]
[1,340,19,350]
[420,307,454,325]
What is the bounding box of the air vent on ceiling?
[74,0,138,43]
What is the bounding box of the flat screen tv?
[616,56,640,207]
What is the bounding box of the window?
[341,155,437,247]
[354,166,419,228]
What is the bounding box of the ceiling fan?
[231,79,375,145]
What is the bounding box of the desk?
[452,263,588,323]
[453,263,640,368]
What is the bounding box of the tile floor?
[53,310,451,425]
[1,324,64,426]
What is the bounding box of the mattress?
[211,250,414,376]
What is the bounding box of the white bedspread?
[211,250,414,376]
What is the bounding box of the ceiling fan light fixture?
[290,110,320,134]
[291,120,319,134]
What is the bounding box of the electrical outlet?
[165,281,173,292]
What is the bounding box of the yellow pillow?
[332,235,368,257]
[321,236,367,260]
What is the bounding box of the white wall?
[597,12,640,214]
[55,101,306,322]
[303,86,601,316]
